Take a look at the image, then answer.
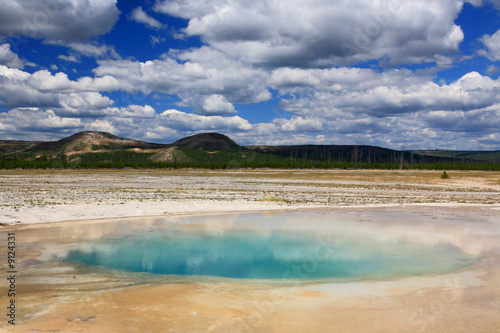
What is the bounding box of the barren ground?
[0,169,499,332]
[0,169,499,225]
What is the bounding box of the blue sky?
[1,0,500,150]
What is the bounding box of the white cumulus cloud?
[93,47,271,114]
[0,65,121,116]
[202,95,236,115]
[270,67,500,118]
[84,119,117,134]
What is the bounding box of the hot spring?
[57,210,477,281]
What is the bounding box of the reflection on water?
[63,229,476,280]
[44,210,480,281]
[10,208,497,282]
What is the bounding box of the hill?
[148,147,192,163]
[248,144,486,165]
[173,133,239,151]
[0,140,41,157]
[412,150,500,163]
[25,131,166,158]
[0,131,498,170]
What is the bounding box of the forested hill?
[0,131,498,170]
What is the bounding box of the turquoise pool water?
[62,212,477,280]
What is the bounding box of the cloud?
[1,0,499,150]
[68,42,120,59]
[58,54,79,63]
[1,65,120,93]
[150,35,166,46]
[3,51,499,149]
[0,0,120,43]
[420,105,500,133]
[0,43,24,68]
[465,0,483,5]
[0,66,59,108]
[0,108,82,137]
[0,104,158,141]
[130,7,163,29]
[1,103,498,150]
[159,109,253,131]
[0,65,121,118]
[201,95,236,115]
[231,122,334,146]
[57,42,120,63]
[325,117,394,135]
[273,116,324,132]
[487,65,500,76]
[488,0,500,9]
[260,66,500,148]
[105,104,157,118]
[55,92,114,117]
[93,47,271,113]
[270,68,500,118]
[155,0,464,67]
[479,29,500,61]
[87,108,254,143]
[84,119,117,134]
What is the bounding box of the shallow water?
[53,210,478,281]
[63,229,475,280]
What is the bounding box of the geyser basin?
[62,211,477,281]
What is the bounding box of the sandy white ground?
[1,169,499,225]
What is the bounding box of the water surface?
[60,211,477,281]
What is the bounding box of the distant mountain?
[247,144,475,165]
[411,150,500,162]
[0,140,41,156]
[0,131,240,165]
[148,147,192,163]
[13,131,166,161]
[27,131,166,155]
[173,132,239,151]
[0,131,498,169]
[250,144,396,164]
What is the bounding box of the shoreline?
[2,202,499,231]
